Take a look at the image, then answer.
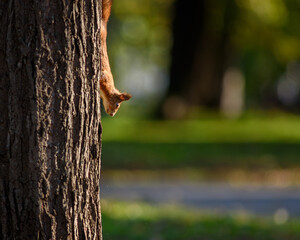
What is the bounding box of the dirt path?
[101,181,300,217]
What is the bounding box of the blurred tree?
[163,0,238,118]
[234,0,300,110]
[163,0,300,118]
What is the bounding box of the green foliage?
[107,0,300,109]
[107,0,172,84]
[102,201,300,240]
[233,0,300,105]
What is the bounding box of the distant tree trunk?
[0,0,102,239]
[163,0,237,118]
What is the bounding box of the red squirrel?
[101,0,131,116]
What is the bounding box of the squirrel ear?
[119,93,132,102]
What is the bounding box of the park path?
[101,180,300,217]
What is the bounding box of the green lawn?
[102,114,300,143]
[101,115,300,171]
[102,201,300,240]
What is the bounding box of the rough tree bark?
[0,0,103,239]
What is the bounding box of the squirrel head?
[102,92,131,117]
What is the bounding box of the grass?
[102,114,300,143]
[102,200,300,240]
[101,114,300,171]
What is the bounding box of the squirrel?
[100,0,131,116]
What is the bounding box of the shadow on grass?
[102,142,300,170]
[102,211,300,240]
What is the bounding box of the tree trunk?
[186,0,237,108]
[0,0,103,239]
[163,0,237,118]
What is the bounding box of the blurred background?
[100,0,300,239]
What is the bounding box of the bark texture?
[0,0,103,239]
